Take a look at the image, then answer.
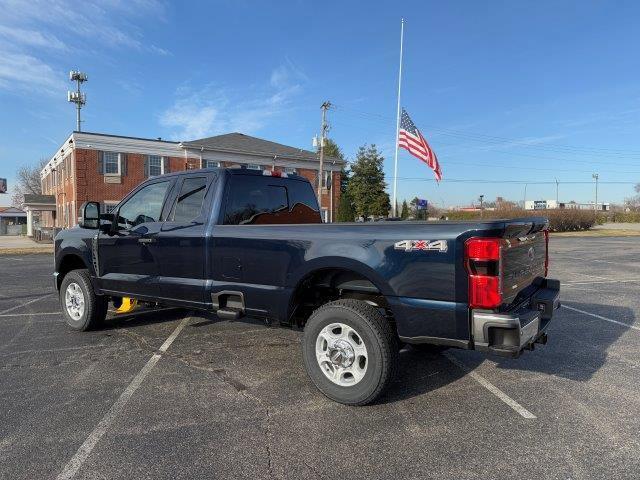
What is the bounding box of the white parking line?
[563,305,640,331]
[0,343,108,358]
[0,294,52,315]
[55,317,191,480]
[559,255,640,267]
[563,278,640,286]
[0,312,60,318]
[443,352,537,420]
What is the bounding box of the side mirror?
[79,201,100,229]
[99,213,116,233]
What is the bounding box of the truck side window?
[224,177,289,225]
[117,181,170,229]
[170,177,208,222]
[287,180,322,224]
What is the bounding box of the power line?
[330,119,640,171]
[331,104,640,158]
[392,177,636,185]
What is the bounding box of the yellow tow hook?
[114,297,138,314]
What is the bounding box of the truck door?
[98,179,173,299]
[156,174,215,305]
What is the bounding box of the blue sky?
[1,0,639,208]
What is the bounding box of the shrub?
[610,211,640,223]
[441,208,597,232]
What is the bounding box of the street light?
[479,194,484,218]
[592,173,599,212]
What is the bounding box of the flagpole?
[392,18,404,217]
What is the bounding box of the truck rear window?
[223,176,320,225]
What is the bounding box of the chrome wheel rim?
[316,323,368,386]
[65,282,85,321]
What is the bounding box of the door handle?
[138,238,156,244]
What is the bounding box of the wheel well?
[57,254,88,289]
[288,268,393,328]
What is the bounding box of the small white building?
[524,199,610,211]
[524,200,560,210]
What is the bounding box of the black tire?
[302,299,399,406]
[59,269,108,331]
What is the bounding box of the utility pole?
[68,70,88,131]
[318,101,331,219]
[479,194,484,218]
[592,173,599,212]
[555,178,559,204]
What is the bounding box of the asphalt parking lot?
[1,236,639,480]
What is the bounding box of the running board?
[211,290,245,321]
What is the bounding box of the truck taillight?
[465,237,502,309]
[544,229,549,277]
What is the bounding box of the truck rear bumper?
[472,278,560,357]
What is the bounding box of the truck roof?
[159,167,309,182]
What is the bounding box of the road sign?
[416,198,428,210]
[0,178,6,194]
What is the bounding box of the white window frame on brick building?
[322,170,332,188]
[204,160,221,168]
[103,152,121,176]
[102,201,119,214]
[148,155,164,176]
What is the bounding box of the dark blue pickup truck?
[54,167,560,405]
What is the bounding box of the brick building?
[40,131,343,228]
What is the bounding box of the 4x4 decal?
[394,240,448,252]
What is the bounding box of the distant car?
[53,167,560,405]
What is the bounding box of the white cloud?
[160,63,306,140]
[160,96,220,140]
[0,25,67,50]
[0,52,65,95]
[0,0,170,95]
[270,66,289,89]
[0,0,170,54]
[149,45,172,56]
[495,134,566,149]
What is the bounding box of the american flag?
[398,108,442,181]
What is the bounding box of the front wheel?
[60,269,108,331]
[302,299,398,406]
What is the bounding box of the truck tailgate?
[501,231,547,305]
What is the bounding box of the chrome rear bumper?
[472,279,560,357]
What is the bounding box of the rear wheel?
[60,269,108,331]
[302,299,398,406]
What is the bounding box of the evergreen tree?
[348,144,391,219]
[410,197,425,220]
[336,189,357,222]
[322,138,345,164]
[400,200,409,219]
[321,138,353,221]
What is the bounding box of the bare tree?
[11,159,47,208]
[623,183,640,210]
